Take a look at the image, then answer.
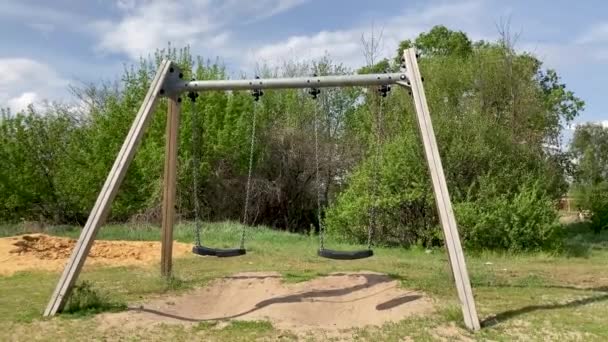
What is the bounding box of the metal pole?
[174,72,408,93]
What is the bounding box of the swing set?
[42,48,482,331]
[189,75,386,260]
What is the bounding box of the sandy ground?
[97,271,435,333]
[1,234,436,333]
[0,234,192,275]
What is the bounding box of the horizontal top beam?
[170,72,409,93]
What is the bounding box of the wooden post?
[44,60,174,317]
[161,96,181,277]
[402,48,481,331]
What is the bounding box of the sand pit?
[97,271,434,332]
[0,234,191,275]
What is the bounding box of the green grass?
[0,221,607,341]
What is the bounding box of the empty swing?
[190,87,262,257]
[314,84,389,260]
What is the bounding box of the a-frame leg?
[161,96,181,277]
[402,48,481,331]
[43,60,174,317]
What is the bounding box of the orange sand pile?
[0,234,192,275]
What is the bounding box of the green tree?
[394,25,472,64]
[327,26,582,251]
[571,123,608,233]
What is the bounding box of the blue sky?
[0,0,606,130]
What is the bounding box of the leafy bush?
[570,123,608,234]
[325,135,441,247]
[574,182,608,234]
[455,179,563,252]
[63,281,125,315]
[328,140,563,252]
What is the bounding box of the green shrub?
[325,135,441,247]
[325,132,564,252]
[574,182,608,234]
[63,281,126,315]
[455,179,563,252]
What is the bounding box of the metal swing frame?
[43,48,481,331]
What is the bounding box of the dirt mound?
[11,234,161,260]
[0,234,192,275]
[98,271,435,333]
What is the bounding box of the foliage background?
[1,26,596,251]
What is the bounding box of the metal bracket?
[395,80,411,88]
[160,63,185,97]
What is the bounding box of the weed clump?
[63,281,126,315]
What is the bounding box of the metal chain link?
[190,95,202,247]
[240,101,258,249]
[314,95,325,251]
[368,95,385,250]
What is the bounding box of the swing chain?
[312,81,325,250]
[368,88,386,250]
[241,90,261,248]
[189,90,202,247]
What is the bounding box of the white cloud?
[245,2,608,73]
[27,22,55,35]
[225,0,308,24]
[7,92,38,113]
[0,0,87,32]
[94,0,309,59]
[116,0,138,11]
[246,0,490,69]
[532,22,608,66]
[94,0,603,74]
[250,30,362,68]
[591,48,608,62]
[519,42,581,69]
[568,120,608,130]
[0,58,68,113]
[577,22,608,44]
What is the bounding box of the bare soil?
[1,235,437,334]
[97,271,435,333]
[0,234,191,275]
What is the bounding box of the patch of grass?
[564,222,608,252]
[1,221,608,340]
[0,223,75,238]
[0,271,58,323]
[225,320,274,332]
[352,316,442,341]
[192,320,219,331]
[63,281,126,317]
[439,304,463,323]
[282,270,327,283]
[163,276,186,292]
[511,273,547,288]
[189,320,281,341]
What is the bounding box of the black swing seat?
[192,245,246,258]
[318,248,373,260]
